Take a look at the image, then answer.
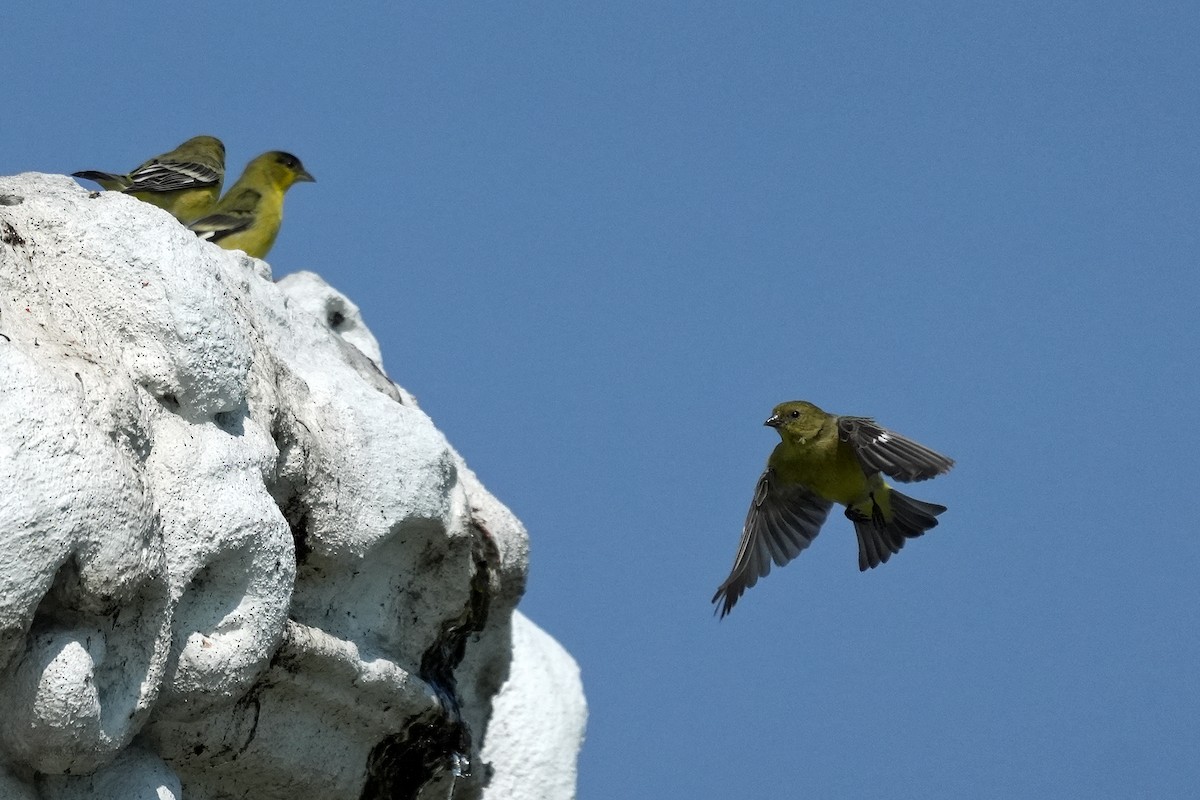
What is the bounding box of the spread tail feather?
[847,489,946,571]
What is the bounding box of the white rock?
[481,612,588,800]
[0,173,585,799]
[40,746,183,800]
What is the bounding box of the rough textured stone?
[0,174,585,800]
[480,613,587,800]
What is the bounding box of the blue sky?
[4,3,1198,797]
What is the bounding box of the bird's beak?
[295,169,315,183]
[764,414,782,428]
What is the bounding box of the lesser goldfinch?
[72,135,225,223]
[187,151,314,259]
[713,400,954,618]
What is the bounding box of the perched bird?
[713,400,954,618]
[187,151,314,259]
[72,135,225,223]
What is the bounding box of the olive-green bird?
[72,135,225,223]
[188,151,314,259]
[713,400,954,618]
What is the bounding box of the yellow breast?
[769,434,873,507]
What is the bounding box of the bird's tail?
[71,171,130,191]
[846,488,946,571]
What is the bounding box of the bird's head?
[251,151,316,190]
[187,135,224,152]
[765,400,827,443]
[182,135,226,162]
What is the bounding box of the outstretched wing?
[127,159,222,193]
[712,468,832,619]
[837,416,954,483]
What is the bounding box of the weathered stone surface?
[0,174,585,800]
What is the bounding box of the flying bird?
[713,400,954,618]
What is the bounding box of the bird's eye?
[789,410,800,418]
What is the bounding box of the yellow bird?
[72,135,225,223]
[188,151,314,259]
[713,400,954,618]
